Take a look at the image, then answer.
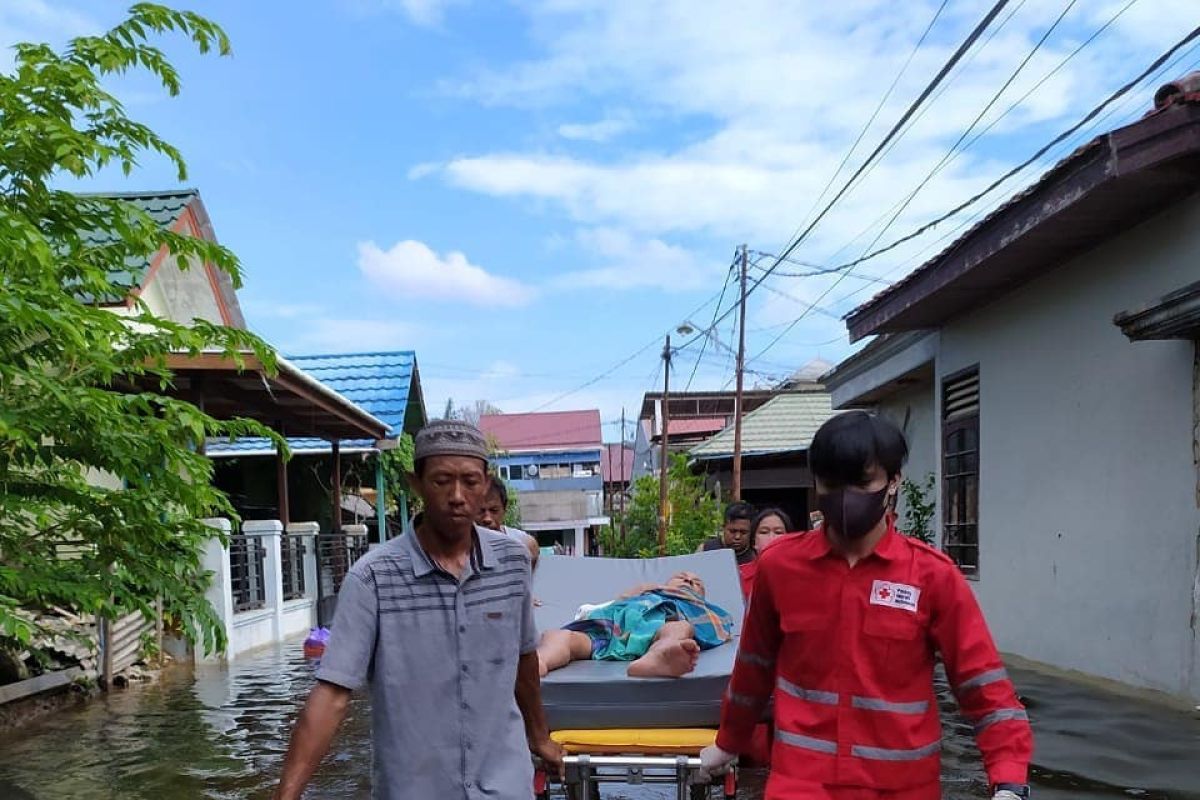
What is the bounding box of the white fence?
[198,518,324,663]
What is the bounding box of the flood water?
[0,639,1197,799]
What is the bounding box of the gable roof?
[206,350,426,458]
[845,94,1200,342]
[80,189,246,328]
[689,391,835,459]
[480,410,602,453]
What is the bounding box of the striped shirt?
[316,526,537,800]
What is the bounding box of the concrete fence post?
[244,519,285,642]
[286,521,321,605]
[198,517,233,665]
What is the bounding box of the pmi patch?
[869,580,920,613]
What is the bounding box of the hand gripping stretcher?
[531,549,744,799]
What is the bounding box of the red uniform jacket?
[717,524,1032,796]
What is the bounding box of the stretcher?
[532,549,745,799]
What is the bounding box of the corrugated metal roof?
[480,410,602,452]
[206,351,423,458]
[666,417,728,437]
[601,443,634,484]
[689,392,835,458]
[77,189,199,302]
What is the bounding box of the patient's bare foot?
[627,639,700,678]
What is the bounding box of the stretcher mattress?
[533,549,744,729]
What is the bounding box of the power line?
[784,0,952,245]
[756,0,1014,287]
[853,0,1080,267]
[685,256,738,391]
[818,0,1142,273]
[749,21,1200,367]
[830,21,1200,276]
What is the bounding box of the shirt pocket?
[465,593,525,667]
[862,609,928,682]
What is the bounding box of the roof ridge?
[288,350,418,360]
[75,188,200,199]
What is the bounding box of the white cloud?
[555,227,717,292]
[558,113,634,142]
[425,0,1191,295]
[357,239,536,307]
[0,0,98,68]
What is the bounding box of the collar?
[403,524,495,577]
[805,517,903,562]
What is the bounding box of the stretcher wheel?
[690,785,710,800]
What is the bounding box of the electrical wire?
[685,255,738,391]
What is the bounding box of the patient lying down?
[536,572,734,679]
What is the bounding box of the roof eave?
[846,104,1200,342]
[1114,279,1200,340]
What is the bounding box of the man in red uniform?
[701,411,1033,799]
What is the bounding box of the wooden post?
[658,336,671,556]
[619,408,627,541]
[375,453,387,543]
[732,243,748,501]
[276,425,290,526]
[331,439,342,534]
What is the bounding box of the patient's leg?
[537,629,593,677]
[627,620,701,678]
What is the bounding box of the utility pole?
[619,407,627,542]
[732,243,749,501]
[657,335,671,556]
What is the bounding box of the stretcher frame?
[531,550,747,799]
[534,753,737,800]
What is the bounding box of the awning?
[123,351,390,442]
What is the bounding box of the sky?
[3,0,1199,441]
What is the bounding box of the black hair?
[724,502,755,525]
[486,474,509,507]
[751,507,793,534]
[808,410,908,486]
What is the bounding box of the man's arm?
[274,570,378,798]
[515,558,564,777]
[931,565,1033,787]
[273,682,352,800]
[617,582,660,599]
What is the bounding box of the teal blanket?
[563,588,733,661]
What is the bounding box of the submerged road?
[0,639,1196,798]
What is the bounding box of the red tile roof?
[602,443,634,484]
[479,410,602,452]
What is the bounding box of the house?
[637,390,781,474]
[480,410,609,556]
[688,389,835,528]
[630,419,658,481]
[87,189,246,328]
[821,77,1200,704]
[205,351,428,541]
[601,441,635,517]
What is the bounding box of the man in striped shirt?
[273,419,563,799]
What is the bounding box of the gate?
[315,529,370,626]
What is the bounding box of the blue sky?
[3,0,1198,438]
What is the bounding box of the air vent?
[943,369,979,421]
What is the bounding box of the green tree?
[0,4,277,656]
[900,473,937,545]
[601,453,721,557]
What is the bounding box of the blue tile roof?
[206,351,425,457]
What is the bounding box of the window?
[498,465,509,480]
[508,464,523,480]
[942,367,980,575]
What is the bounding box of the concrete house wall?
[860,192,1200,701]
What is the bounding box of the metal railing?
[229,534,267,613]
[280,535,308,602]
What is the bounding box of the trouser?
[766,780,941,800]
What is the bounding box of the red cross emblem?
[877,586,891,600]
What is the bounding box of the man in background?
[699,502,756,565]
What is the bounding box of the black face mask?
[817,485,890,541]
